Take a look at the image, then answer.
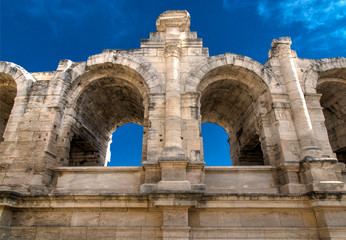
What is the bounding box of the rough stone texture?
[0,10,346,239]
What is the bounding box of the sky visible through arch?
[107,123,231,166]
[2,0,345,166]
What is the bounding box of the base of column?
[141,182,204,193]
[279,183,306,194]
[157,180,191,191]
[140,183,157,193]
[301,157,345,192]
[154,146,195,191]
[305,181,345,192]
[191,184,206,191]
[277,162,306,194]
[159,146,188,161]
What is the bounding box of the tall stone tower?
[0,10,345,239]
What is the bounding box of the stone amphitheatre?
[0,10,345,239]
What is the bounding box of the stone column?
[161,42,186,159]
[305,93,335,156]
[270,37,344,192]
[156,11,191,191]
[270,37,320,158]
[270,94,306,193]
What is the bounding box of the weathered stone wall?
[0,10,345,240]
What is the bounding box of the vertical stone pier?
[156,11,191,191]
[271,37,320,157]
[270,37,344,192]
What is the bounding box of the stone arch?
[188,54,280,166]
[185,53,285,94]
[303,57,346,93]
[0,61,36,96]
[0,61,35,142]
[304,58,346,163]
[60,54,157,167]
[85,51,163,94]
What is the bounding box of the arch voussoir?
[85,52,163,93]
[0,61,36,96]
[184,53,283,93]
[303,57,346,93]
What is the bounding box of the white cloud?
[258,0,346,30]
[257,1,269,18]
[294,33,332,53]
[331,27,346,39]
[257,0,346,51]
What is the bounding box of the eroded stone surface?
[0,10,345,240]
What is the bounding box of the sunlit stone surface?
[0,10,345,240]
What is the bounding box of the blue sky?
[1,0,345,166]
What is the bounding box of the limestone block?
[263,229,287,239]
[285,228,319,239]
[246,229,266,239]
[34,227,61,240]
[140,228,162,239]
[71,211,99,227]
[160,161,187,181]
[205,166,278,193]
[279,211,304,227]
[142,165,160,182]
[54,167,143,194]
[186,166,204,185]
[115,228,141,239]
[8,228,36,239]
[240,212,267,227]
[34,211,72,227]
[83,228,117,240]
[199,211,218,227]
[322,210,346,227]
[0,207,12,228]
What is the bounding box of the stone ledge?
[1,191,345,210]
[205,166,273,172]
[54,166,143,172]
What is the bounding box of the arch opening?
[67,67,148,166]
[201,122,231,166]
[199,66,267,166]
[0,73,17,142]
[317,77,346,164]
[106,123,143,166]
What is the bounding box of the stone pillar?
[305,93,335,157]
[161,42,185,159]
[156,11,191,191]
[270,37,320,158]
[270,37,344,192]
[141,94,165,193]
[271,94,306,193]
[269,38,314,193]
